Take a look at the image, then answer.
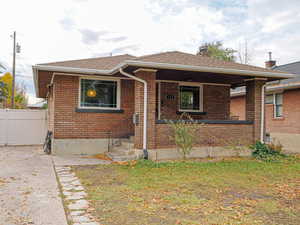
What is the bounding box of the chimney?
[265,52,276,69]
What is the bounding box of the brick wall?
[231,88,300,134]
[160,82,230,120]
[230,96,245,120]
[266,89,300,134]
[134,70,157,149]
[52,75,135,139]
[155,123,253,149]
[49,73,259,151]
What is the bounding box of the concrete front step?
[112,138,133,147]
[108,150,135,156]
[106,151,137,161]
[107,137,137,161]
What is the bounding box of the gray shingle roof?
[273,61,300,84]
[231,61,300,96]
[39,51,288,74]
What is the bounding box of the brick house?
[33,51,293,160]
[231,58,300,154]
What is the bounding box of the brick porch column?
[245,79,266,141]
[133,69,157,150]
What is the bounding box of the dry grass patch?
[73,157,300,225]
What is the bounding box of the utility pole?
[11,31,21,109]
[11,31,16,109]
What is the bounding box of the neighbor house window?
[179,85,202,111]
[274,93,283,118]
[80,78,120,109]
[265,94,274,104]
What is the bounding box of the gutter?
[231,82,300,97]
[32,61,295,97]
[119,68,148,159]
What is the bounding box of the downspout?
[260,84,266,142]
[119,68,148,159]
[46,73,56,98]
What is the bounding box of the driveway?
[0,146,67,225]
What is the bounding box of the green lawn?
[73,157,300,225]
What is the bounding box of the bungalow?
[231,57,300,154]
[33,51,293,160]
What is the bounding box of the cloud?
[60,17,76,31]
[102,36,127,43]
[79,29,109,45]
[112,45,140,54]
[1,0,300,103]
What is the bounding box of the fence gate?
[0,109,47,146]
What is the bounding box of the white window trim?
[78,76,121,110]
[273,92,283,118]
[178,82,204,112]
[265,94,274,104]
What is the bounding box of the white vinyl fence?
[0,109,47,146]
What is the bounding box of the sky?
[0,0,300,104]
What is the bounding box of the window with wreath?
[80,78,119,108]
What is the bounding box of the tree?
[237,39,252,64]
[197,41,236,62]
[0,72,27,108]
[0,81,8,108]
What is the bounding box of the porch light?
[86,89,97,97]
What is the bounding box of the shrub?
[166,113,201,160]
[267,138,283,154]
[251,141,285,161]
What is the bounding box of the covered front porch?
[125,67,266,160]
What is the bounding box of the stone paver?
[56,165,101,225]
[73,215,92,223]
[70,210,85,216]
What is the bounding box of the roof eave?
[124,60,295,79]
[33,60,295,98]
[32,67,39,97]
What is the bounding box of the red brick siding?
[134,70,157,149]
[245,80,265,141]
[266,89,300,134]
[231,88,300,134]
[230,96,246,120]
[203,85,230,120]
[159,82,230,120]
[53,75,135,139]
[155,123,253,149]
[132,71,254,150]
[160,82,178,119]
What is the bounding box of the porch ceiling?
[124,66,280,87]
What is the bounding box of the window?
[274,93,283,118]
[80,78,120,109]
[265,94,274,104]
[179,85,202,111]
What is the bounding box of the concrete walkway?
[0,146,109,225]
[0,146,67,225]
